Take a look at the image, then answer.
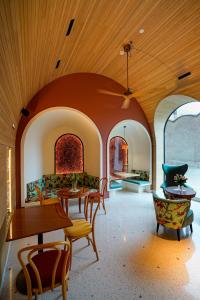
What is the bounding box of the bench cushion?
[26,172,99,202]
[123,179,150,185]
[110,180,122,189]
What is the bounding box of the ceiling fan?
[99,41,134,109]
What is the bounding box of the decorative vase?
[72,180,77,191]
[180,185,184,193]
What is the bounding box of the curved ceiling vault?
[0,0,200,139]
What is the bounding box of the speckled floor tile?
[1,190,200,300]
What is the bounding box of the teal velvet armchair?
[152,191,193,241]
[160,163,188,189]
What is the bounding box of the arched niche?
[107,119,152,189]
[21,107,102,206]
[16,73,150,207]
[154,95,198,190]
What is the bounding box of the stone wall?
[165,114,200,167]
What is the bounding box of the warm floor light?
[7,148,12,213]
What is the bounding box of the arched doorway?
[21,107,102,206]
[154,95,198,190]
[107,120,152,191]
[109,136,128,175]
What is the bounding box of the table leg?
[79,197,82,213]
[38,233,43,253]
[65,198,69,216]
[38,232,43,244]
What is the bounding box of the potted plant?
[174,174,187,191]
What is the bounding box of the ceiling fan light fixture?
[123,41,133,53]
[124,87,133,95]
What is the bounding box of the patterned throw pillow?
[131,169,149,181]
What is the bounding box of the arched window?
[109,136,128,175]
[55,134,84,174]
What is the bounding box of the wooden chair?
[88,177,108,214]
[17,241,70,300]
[64,195,100,268]
[35,186,61,206]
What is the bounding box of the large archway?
[154,95,198,190]
[107,119,152,190]
[21,107,102,206]
[16,73,150,207]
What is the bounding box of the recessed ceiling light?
[139,28,144,34]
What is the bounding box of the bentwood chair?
[88,177,108,214]
[35,186,61,206]
[152,191,193,241]
[16,241,70,300]
[64,195,100,268]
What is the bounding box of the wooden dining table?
[57,187,90,216]
[6,203,73,244]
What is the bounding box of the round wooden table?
[164,186,196,200]
[57,187,90,215]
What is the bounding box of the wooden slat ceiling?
[0,0,200,134]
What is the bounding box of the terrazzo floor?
[1,190,200,300]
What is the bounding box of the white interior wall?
[22,108,101,204]
[108,120,151,181]
[43,125,100,176]
[127,127,150,171]
[23,120,44,185]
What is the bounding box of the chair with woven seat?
[152,191,193,241]
[64,195,100,267]
[16,241,70,300]
[35,185,61,206]
[88,177,108,214]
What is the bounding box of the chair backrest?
[84,195,100,225]
[17,241,70,299]
[35,185,44,205]
[162,164,188,187]
[99,177,108,196]
[152,191,191,229]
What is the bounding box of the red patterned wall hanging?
[55,134,84,174]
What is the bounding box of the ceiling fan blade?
[121,97,130,109]
[98,89,124,98]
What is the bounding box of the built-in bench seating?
[110,180,123,190]
[122,169,151,193]
[26,172,99,202]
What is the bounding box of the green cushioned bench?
[110,180,123,190]
[122,169,151,193]
[123,179,150,185]
[26,172,99,203]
